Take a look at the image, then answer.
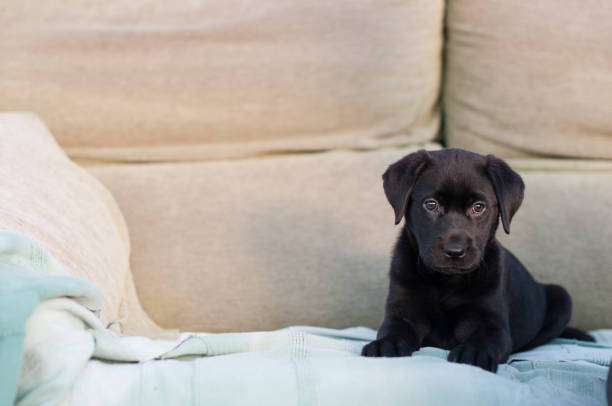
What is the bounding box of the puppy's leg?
[449,316,512,373]
[362,318,425,357]
[606,367,612,405]
[520,284,573,350]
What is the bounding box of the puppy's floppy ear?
[383,150,431,225]
[485,155,525,234]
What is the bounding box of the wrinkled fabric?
[0,231,101,406]
[47,326,612,406]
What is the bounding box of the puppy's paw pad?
[361,336,417,357]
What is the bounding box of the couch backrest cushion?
[444,0,612,159]
[1,1,444,162]
[87,146,438,332]
[89,149,612,332]
[0,112,164,336]
[497,160,612,330]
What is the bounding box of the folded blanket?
[0,231,101,406]
[1,231,610,406]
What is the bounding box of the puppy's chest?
[419,293,470,349]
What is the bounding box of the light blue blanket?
[0,231,101,406]
[0,231,610,406]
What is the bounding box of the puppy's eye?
[423,199,439,212]
[472,202,486,214]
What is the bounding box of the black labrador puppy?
[362,148,592,372]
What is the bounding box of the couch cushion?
[0,112,163,336]
[87,144,439,332]
[444,0,612,158]
[1,1,443,162]
[88,148,612,332]
[496,159,612,331]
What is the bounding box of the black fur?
[607,361,611,406]
[362,148,593,373]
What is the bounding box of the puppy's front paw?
[447,344,500,373]
[361,335,418,357]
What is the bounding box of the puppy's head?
[383,149,524,275]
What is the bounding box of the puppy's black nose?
[443,243,466,259]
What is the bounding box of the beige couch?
[1,0,612,338]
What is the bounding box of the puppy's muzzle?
[429,231,480,272]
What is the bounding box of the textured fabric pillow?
[0,112,163,336]
[444,0,612,158]
[0,0,443,162]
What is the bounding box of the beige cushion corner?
[1,0,443,162]
[444,0,612,159]
[0,112,165,336]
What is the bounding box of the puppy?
[608,363,612,405]
[362,149,592,372]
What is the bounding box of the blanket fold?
[0,231,101,406]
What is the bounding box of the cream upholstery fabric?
[88,145,439,332]
[89,148,612,332]
[498,160,612,330]
[444,0,612,158]
[1,0,443,162]
[0,112,164,336]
